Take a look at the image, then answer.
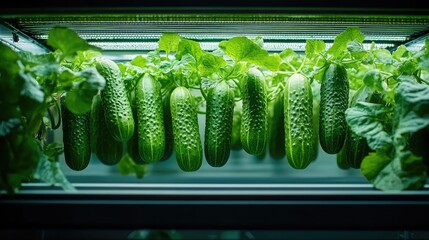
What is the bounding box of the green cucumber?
[135,73,165,163]
[231,101,242,151]
[240,67,268,155]
[319,63,349,154]
[284,73,315,169]
[337,86,377,169]
[161,89,174,161]
[61,96,90,171]
[127,108,144,165]
[268,93,285,160]
[311,81,321,161]
[96,58,134,142]
[204,81,235,167]
[90,94,123,165]
[170,87,203,172]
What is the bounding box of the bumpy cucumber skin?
[240,68,268,155]
[96,58,134,142]
[284,73,315,169]
[128,106,145,164]
[90,95,123,165]
[136,74,165,163]
[268,93,286,160]
[170,87,203,172]
[231,101,242,151]
[319,63,349,154]
[161,90,174,161]
[204,81,235,167]
[61,96,90,171]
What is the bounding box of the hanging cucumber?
[170,87,203,172]
[268,93,286,160]
[231,101,242,151]
[240,67,268,155]
[90,94,123,165]
[61,96,90,171]
[127,108,144,165]
[284,73,315,169]
[337,86,379,169]
[311,81,321,161]
[204,81,235,167]
[135,73,165,163]
[96,58,134,142]
[319,63,349,154]
[161,89,174,161]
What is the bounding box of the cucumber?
[311,81,321,161]
[268,93,285,160]
[61,96,90,171]
[127,110,145,165]
[204,81,235,167]
[319,63,349,154]
[135,73,165,163]
[284,73,315,169]
[231,101,242,151]
[240,67,268,155]
[337,87,378,169]
[336,148,351,169]
[170,87,203,172]
[96,58,134,142]
[161,89,174,161]
[90,94,123,165]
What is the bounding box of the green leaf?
[0,42,20,76]
[426,38,429,54]
[361,151,392,182]
[305,40,326,57]
[0,43,22,106]
[19,71,45,104]
[0,132,41,194]
[394,81,429,137]
[372,151,426,191]
[18,71,46,117]
[65,67,106,114]
[34,154,76,192]
[47,27,101,56]
[362,69,384,92]
[252,36,264,48]
[18,51,57,66]
[158,32,180,54]
[373,49,394,65]
[347,40,368,60]
[219,36,280,71]
[279,48,298,62]
[118,154,148,179]
[198,52,227,77]
[72,50,101,71]
[398,60,418,75]
[176,37,204,62]
[328,27,365,57]
[345,102,393,150]
[130,55,147,68]
[392,45,410,61]
[417,55,429,70]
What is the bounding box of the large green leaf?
[345,102,393,150]
[328,27,365,57]
[394,81,429,137]
[158,32,180,54]
[47,27,101,56]
[219,36,280,71]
